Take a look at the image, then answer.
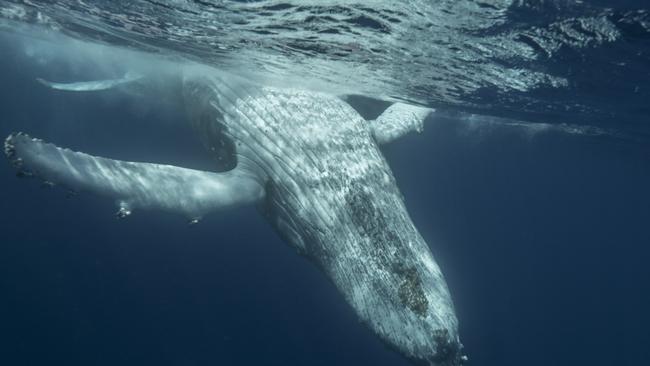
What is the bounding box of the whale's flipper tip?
[4,133,17,160]
[5,132,32,173]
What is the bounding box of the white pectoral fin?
[370,102,434,144]
[4,133,264,220]
[36,72,143,92]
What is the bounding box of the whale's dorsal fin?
[370,102,434,144]
[4,133,264,221]
[36,72,143,92]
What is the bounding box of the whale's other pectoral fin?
[36,72,143,92]
[370,102,434,144]
[4,133,264,220]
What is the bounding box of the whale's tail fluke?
[4,132,265,221]
[36,72,144,92]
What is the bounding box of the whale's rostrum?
[4,67,465,366]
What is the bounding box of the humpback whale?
[4,67,465,366]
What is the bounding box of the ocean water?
[0,1,649,366]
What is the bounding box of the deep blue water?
[1,26,650,366]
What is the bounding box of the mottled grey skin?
[183,69,463,365]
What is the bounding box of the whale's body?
[5,68,463,365]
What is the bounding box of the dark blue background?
[1,33,649,366]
